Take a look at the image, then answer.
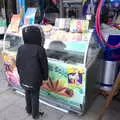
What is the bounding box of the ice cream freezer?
[2,30,103,115]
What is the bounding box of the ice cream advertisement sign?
[41,59,86,107]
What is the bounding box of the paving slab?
[60,113,82,120]
[0,104,28,120]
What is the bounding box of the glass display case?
[40,32,102,113]
[2,28,103,114]
[2,33,22,88]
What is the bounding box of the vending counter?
[2,29,103,114]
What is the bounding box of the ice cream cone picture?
[41,78,74,97]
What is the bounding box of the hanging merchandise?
[16,0,26,14]
[24,8,41,24]
[7,15,21,33]
[16,0,26,24]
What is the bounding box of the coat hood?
[22,24,45,46]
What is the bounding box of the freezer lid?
[44,39,89,65]
[44,39,89,52]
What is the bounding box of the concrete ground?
[0,51,120,120]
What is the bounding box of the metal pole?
[59,0,63,18]
[4,0,9,26]
[12,0,17,14]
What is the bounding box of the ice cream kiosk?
[2,20,103,115]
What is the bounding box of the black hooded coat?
[16,25,48,89]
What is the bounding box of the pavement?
[0,51,120,120]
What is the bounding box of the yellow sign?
[7,15,21,33]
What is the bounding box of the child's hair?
[21,24,45,46]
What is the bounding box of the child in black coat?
[16,24,48,119]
